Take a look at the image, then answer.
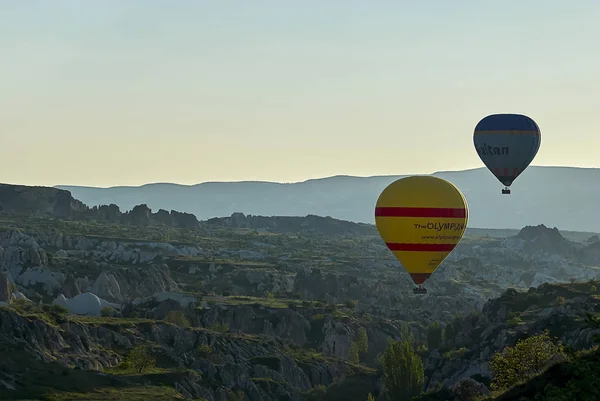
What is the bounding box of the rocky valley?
[2,184,600,400]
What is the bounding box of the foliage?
[345,299,359,309]
[227,390,246,401]
[442,347,468,359]
[164,310,190,327]
[100,307,113,317]
[487,347,600,400]
[348,342,360,364]
[427,321,443,350]
[399,324,415,348]
[554,296,565,305]
[380,339,424,400]
[366,393,375,401]
[306,384,327,401]
[47,303,69,316]
[355,327,368,361]
[489,329,564,391]
[209,322,230,333]
[196,344,213,358]
[122,345,156,373]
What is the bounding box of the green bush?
[165,310,190,327]
[123,345,155,373]
[100,307,113,317]
[489,329,564,391]
[209,322,230,333]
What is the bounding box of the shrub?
[124,345,155,373]
[100,307,113,317]
[489,329,564,391]
[165,310,190,327]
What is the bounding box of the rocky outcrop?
[423,283,600,391]
[502,224,579,258]
[0,307,380,400]
[0,183,200,229]
[0,184,87,218]
[114,204,200,228]
[205,212,377,236]
[0,229,183,300]
[0,273,10,303]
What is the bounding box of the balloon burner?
[413,286,428,295]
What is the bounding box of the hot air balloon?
[473,113,541,194]
[375,176,468,294]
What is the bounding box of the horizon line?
[47,164,599,189]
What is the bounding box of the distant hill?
[0,184,200,229]
[56,166,600,232]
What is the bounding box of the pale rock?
[208,263,221,273]
[55,249,68,258]
[11,292,30,302]
[238,250,265,260]
[15,266,65,295]
[53,292,121,316]
[92,272,123,302]
[530,273,562,288]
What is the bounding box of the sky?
[1,0,599,187]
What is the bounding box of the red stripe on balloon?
[410,273,431,285]
[375,207,466,218]
[386,243,458,252]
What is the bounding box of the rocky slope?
[415,280,600,399]
[0,304,379,401]
[3,187,600,399]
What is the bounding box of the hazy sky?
[1,1,599,187]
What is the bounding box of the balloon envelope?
[473,113,541,187]
[375,176,468,285]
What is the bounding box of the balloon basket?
[413,286,427,295]
[502,187,511,195]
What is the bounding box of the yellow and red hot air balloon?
[375,176,468,294]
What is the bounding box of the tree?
[489,329,564,391]
[427,321,443,350]
[125,345,155,373]
[443,315,462,346]
[381,340,424,400]
[100,306,113,317]
[227,390,245,401]
[355,327,369,361]
[348,342,360,364]
[165,310,190,327]
[366,393,376,401]
[399,324,415,348]
[307,385,327,401]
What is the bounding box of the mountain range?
[56,166,600,232]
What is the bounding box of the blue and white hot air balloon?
[473,113,541,194]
